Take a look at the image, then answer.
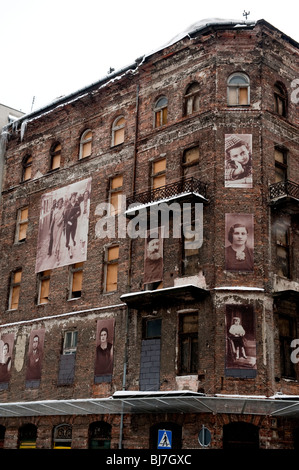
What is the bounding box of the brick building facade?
[0,18,298,450]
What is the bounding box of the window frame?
[184,82,200,116]
[178,312,198,375]
[109,175,123,216]
[79,129,92,160]
[227,72,250,106]
[274,147,288,182]
[22,155,32,182]
[15,206,29,243]
[50,142,61,171]
[69,262,84,299]
[152,158,166,190]
[37,270,51,305]
[274,82,287,117]
[8,268,22,310]
[278,313,297,379]
[154,97,168,128]
[62,330,78,355]
[111,116,125,147]
[104,245,119,293]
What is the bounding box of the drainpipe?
[119,307,130,449]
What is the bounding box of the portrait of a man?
[0,333,14,385]
[144,228,164,286]
[26,329,45,382]
[225,134,253,188]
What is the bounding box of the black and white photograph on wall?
[0,333,14,385]
[225,305,257,377]
[225,134,252,188]
[225,213,254,272]
[144,227,164,286]
[25,329,45,382]
[35,178,92,273]
[94,319,115,381]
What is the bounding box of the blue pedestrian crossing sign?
[158,429,172,449]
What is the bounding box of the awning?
[1,392,299,418]
[120,285,208,308]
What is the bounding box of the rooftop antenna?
[31,96,35,112]
[243,10,250,20]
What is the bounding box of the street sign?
[158,429,172,449]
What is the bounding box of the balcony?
[269,180,299,214]
[126,177,208,215]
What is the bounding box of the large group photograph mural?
[225,213,254,272]
[225,304,257,377]
[225,134,253,188]
[35,178,92,273]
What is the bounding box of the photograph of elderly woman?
[35,178,91,273]
[225,214,254,272]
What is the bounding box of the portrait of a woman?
[225,216,254,271]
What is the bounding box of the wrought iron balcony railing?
[126,177,207,209]
[269,180,299,201]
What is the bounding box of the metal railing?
[269,180,299,201]
[126,177,207,208]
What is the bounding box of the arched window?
[227,73,250,106]
[53,424,72,449]
[22,154,32,181]
[79,129,92,159]
[223,422,259,449]
[89,421,111,449]
[184,82,200,115]
[18,423,37,449]
[50,142,61,170]
[274,82,287,116]
[154,97,168,127]
[111,116,125,146]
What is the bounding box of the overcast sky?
[1,0,298,114]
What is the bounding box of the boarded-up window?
[22,155,32,181]
[38,270,51,304]
[109,175,123,215]
[276,224,290,278]
[152,159,166,190]
[154,97,168,127]
[275,148,287,183]
[50,143,61,170]
[79,130,92,159]
[112,117,125,146]
[70,263,83,298]
[105,246,119,292]
[9,269,22,310]
[16,207,28,242]
[183,146,199,178]
[227,73,250,106]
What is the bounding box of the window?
[279,314,297,378]
[9,269,22,310]
[79,129,92,159]
[22,155,32,182]
[275,147,288,182]
[111,116,125,146]
[53,424,72,449]
[227,73,250,106]
[276,223,290,278]
[143,318,162,339]
[50,142,61,170]
[183,146,199,178]
[15,207,28,242]
[38,270,51,304]
[105,246,119,292]
[182,207,200,276]
[154,97,168,127]
[179,313,198,374]
[63,331,78,355]
[274,82,287,117]
[184,82,200,116]
[152,159,166,190]
[109,175,123,215]
[18,424,37,449]
[69,262,83,299]
[89,422,111,449]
